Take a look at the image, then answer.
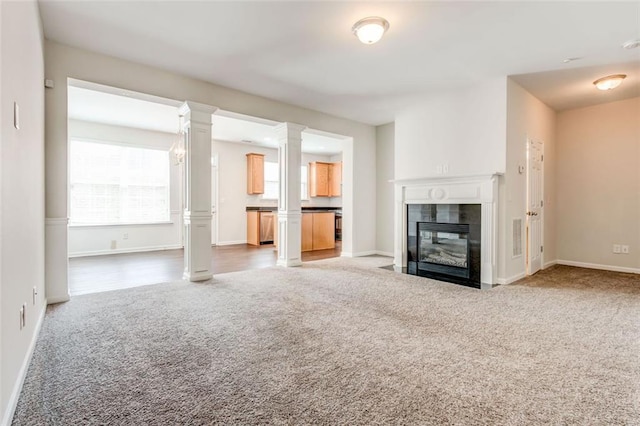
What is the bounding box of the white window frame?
[69,139,171,227]
[262,161,309,201]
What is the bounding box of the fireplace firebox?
[418,222,470,279]
[407,204,481,288]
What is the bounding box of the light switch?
[14,102,20,130]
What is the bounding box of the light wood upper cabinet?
[330,161,342,197]
[308,162,330,197]
[308,161,341,197]
[246,153,264,194]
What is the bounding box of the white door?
[211,155,218,246]
[527,139,543,275]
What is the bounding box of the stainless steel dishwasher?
[259,212,275,244]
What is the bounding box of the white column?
[179,101,217,281]
[275,122,306,267]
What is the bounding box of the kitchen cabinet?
[246,153,264,194]
[330,162,342,197]
[274,211,336,252]
[311,212,335,250]
[301,213,313,251]
[246,210,275,246]
[308,162,341,197]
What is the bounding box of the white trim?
[45,217,69,226]
[375,251,394,257]
[215,240,248,246]
[69,221,174,228]
[394,173,501,285]
[543,259,557,269]
[342,250,378,257]
[496,272,527,285]
[557,260,640,275]
[68,244,183,258]
[46,295,70,305]
[2,304,46,426]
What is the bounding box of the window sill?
[69,221,174,228]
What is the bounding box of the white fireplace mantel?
[393,173,502,286]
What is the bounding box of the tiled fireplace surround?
[394,174,501,287]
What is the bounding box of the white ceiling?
[67,84,346,155]
[43,1,640,124]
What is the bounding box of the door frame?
[526,137,544,275]
[211,154,219,246]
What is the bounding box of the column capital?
[179,101,219,115]
[274,122,307,140]
[179,101,218,126]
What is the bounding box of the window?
[263,161,279,200]
[262,161,308,200]
[69,140,170,225]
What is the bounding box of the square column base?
[277,211,302,267]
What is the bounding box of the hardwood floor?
[69,243,341,296]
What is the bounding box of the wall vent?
[512,218,523,257]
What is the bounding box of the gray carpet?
[12,257,640,425]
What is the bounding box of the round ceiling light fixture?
[352,16,389,45]
[593,74,627,91]
[622,39,640,50]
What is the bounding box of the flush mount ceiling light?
[622,39,640,50]
[593,74,627,91]
[352,16,389,45]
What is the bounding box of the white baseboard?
[375,251,394,257]
[215,240,247,246]
[544,259,558,269]
[2,304,46,426]
[557,260,640,275]
[341,250,378,258]
[496,272,526,285]
[46,295,70,305]
[68,244,183,258]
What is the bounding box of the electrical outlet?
[621,245,630,254]
[443,164,449,174]
[436,165,443,174]
[123,233,129,240]
[111,240,117,250]
[32,286,38,305]
[613,244,621,254]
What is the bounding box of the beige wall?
[376,122,394,255]
[44,41,377,299]
[0,1,46,422]
[212,139,337,245]
[503,79,557,282]
[556,97,640,271]
[394,79,507,180]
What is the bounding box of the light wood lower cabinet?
[301,212,335,252]
[301,213,313,251]
[273,212,336,252]
[246,211,260,246]
[311,212,335,250]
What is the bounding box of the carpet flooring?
[12,257,640,425]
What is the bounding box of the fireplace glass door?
[417,222,470,278]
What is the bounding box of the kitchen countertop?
[246,206,341,212]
